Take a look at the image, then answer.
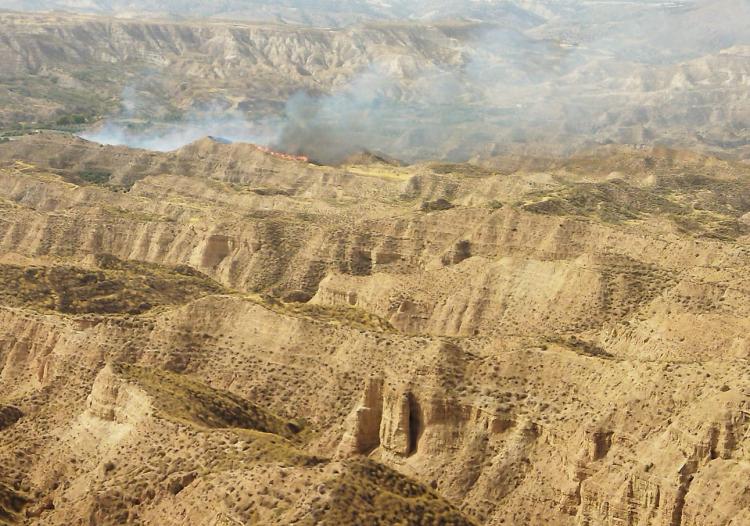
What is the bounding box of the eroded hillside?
[1,132,750,524]
[0,12,464,129]
[1,10,749,161]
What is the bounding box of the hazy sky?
[1,0,699,24]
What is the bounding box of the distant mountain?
[2,0,546,27]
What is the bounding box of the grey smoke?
[81,112,279,152]
[270,64,473,163]
[79,0,750,163]
[81,88,280,152]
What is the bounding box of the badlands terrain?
[1,3,750,161]
[1,2,750,525]
[1,132,750,525]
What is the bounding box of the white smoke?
[80,112,279,152]
[77,0,750,162]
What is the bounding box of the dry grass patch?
[114,363,303,440]
[0,254,223,315]
[248,294,395,332]
[314,459,478,526]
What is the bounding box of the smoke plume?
[79,0,750,163]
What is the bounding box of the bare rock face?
[380,386,418,457]
[339,378,418,457]
[338,376,384,456]
[342,363,541,477]
[576,391,750,526]
[440,239,472,267]
[0,309,73,389]
[85,364,152,425]
[198,234,234,269]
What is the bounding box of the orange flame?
[255,145,309,163]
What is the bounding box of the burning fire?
[255,145,310,163]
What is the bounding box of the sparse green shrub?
[420,198,454,212]
[55,113,88,126]
[77,170,111,185]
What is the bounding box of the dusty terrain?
[0,131,750,525]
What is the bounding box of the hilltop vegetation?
[0,255,223,315]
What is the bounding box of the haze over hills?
[0,0,587,25]
[1,0,749,162]
[2,2,750,526]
